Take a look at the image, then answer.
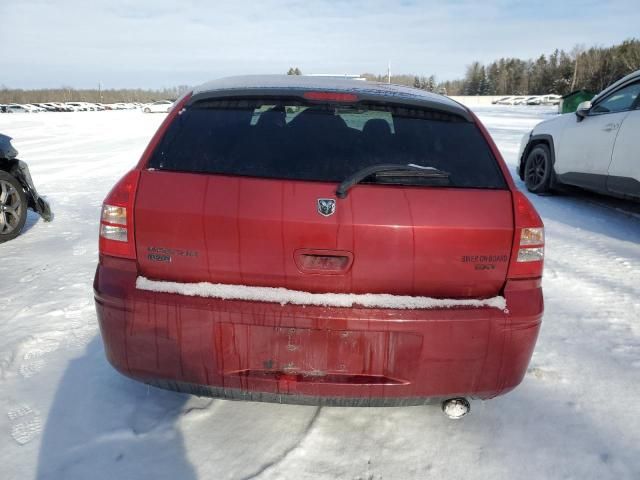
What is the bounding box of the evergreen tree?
[426,75,436,92]
[463,62,483,95]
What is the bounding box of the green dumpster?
[559,90,596,114]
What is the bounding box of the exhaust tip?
[442,397,470,419]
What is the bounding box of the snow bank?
[136,276,507,310]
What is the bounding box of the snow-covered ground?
[1,106,639,479]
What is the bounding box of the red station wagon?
[94,76,544,417]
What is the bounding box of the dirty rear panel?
[95,256,543,403]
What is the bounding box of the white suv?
[518,69,640,200]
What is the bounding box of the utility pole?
[387,62,391,84]
[99,81,103,103]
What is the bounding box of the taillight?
[99,169,141,259]
[508,191,544,278]
[97,91,192,259]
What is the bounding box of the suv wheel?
[144,107,151,113]
[524,144,553,194]
[0,171,27,243]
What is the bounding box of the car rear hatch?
[134,94,514,299]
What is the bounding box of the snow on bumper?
[95,258,542,404]
[135,276,507,311]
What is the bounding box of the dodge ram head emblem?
[317,198,336,217]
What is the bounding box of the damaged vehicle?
[0,134,53,242]
[94,76,544,418]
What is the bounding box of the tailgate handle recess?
[294,249,353,274]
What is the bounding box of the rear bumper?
[94,257,543,405]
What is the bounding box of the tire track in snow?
[533,199,640,389]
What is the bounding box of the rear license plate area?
[216,323,422,385]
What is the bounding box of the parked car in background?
[53,102,74,112]
[506,96,526,105]
[66,102,100,111]
[95,75,544,417]
[525,96,542,105]
[495,96,515,105]
[0,134,53,242]
[24,104,46,112]
[518,69,640,200]
[31,103,53,112]
[142,100,173,113]
[540,94,561,106]
[35,103,69,112]
[64,102,87,111]
[106,102,136,110]
[40,103,61,112]
[5,104,32,113]
[492,96,512,104]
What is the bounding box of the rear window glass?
[148,99,506,189]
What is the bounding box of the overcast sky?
[1,0,638,89]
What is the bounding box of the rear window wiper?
[336,163,450,198]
